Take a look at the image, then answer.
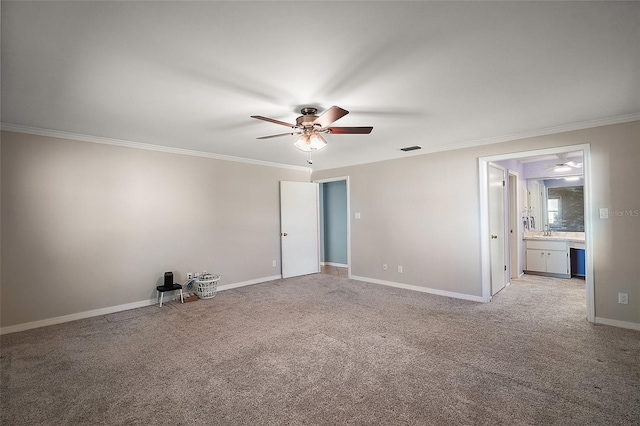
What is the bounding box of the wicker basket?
[193,274,220,299]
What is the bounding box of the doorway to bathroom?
[479,144,594,323]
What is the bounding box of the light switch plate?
[355,212,361,219]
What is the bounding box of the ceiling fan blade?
[327,126,373,135]
[313,106,349,128]
[256,132,299,140]
[251,115,295,128]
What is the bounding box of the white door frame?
[313,176,351,278]
[508,171,520,281]
[478,144,594,323]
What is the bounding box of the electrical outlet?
[272,260,277,267]
[398,266,403,273]
[186,272,193,279]
[618,293,628,304]
[383,263,388,270]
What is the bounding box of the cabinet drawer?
[525,240,567,251]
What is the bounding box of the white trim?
[478,158,492,302]
[0,275,282,335]
[433,113,639,154]
[311,113,640,171]
[321,262,349,268]
[217,275,282,291]
[4,115,637,174]
[350,275,485,303]
[508,170,521,280]
[313,176,350,184]
[0,123,311,173]
[0,298,157,335]
[479,143,595,322]
[594,317,640,331]
[582,146,595,323]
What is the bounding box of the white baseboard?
[321,262,348,268]
[0,275,283,335]
[594,317,640,331]
[349,275,486,303]
[0,298,158,335]
[217,275,282,291]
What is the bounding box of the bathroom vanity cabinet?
[525,240,570,278]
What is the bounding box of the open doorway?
[315,176,351,278]
[479,144,594,323]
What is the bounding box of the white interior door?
[489,164,507,296]
[280,181,320,278]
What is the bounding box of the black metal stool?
[156,271,184,307]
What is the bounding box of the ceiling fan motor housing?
[297,107,320,128]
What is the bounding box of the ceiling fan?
[545,153,583,172]
[251,106,373,153]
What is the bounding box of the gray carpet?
[1,274,639,425]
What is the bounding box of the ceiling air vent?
[400,145,422,152]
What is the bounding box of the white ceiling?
[2,1,639,170]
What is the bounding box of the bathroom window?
[548,198,560,226]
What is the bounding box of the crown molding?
[311,113,640,171]
[3,113,637,174]
[0,123,312,173]
[436,112,640,153]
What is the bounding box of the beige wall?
[313,121,640,325]
[0,131,309,328]
[2,122,638,330]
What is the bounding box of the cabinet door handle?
[491,235,498,239]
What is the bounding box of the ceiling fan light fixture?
[294,134,311,152]
[309,133,327,150]
[554,165,572,173]
[294,132,327,152]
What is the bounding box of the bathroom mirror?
[546,185,584,231]
[525,178,584,232]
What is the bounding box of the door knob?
[282,232,288,237]
[491,235,498,239]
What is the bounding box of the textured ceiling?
[2,1,639,170]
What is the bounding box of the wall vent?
[400,145,422,152]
